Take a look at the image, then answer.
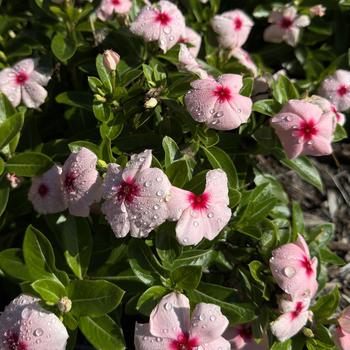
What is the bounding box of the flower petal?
[134,323,173,350]
[263,24,284,44]
[13,58,35,74]
[201,336,231,350]
[102,163,123,199]
[190,303,229,344]
[167,186,191,221]
[21,82,48,108]
[149,292,190,339]
[123,149,152,181]
[217,74,243,93]
[101,199,130,237]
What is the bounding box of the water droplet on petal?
[207,212,214,218]
[210,315,216,321]
[156,177,162,182]
[283,266,296,278]
[193,221,199,227]
[163,26,171,34]
[183,237,188,244]
[156,190,163,197]
[164,303,172,311]
[153,205,159,210]
[307,140,314,145]
[33,328,44,337]
[144,181,151,187]
[199,314,205,321]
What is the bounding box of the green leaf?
[96,54,112,93]
[23,225,68,284]
[0,112,24,150]
[0,92,16,122]
[6,152,54,176]
[311,288,340,321]
[187,289,255,324]
[128,239,167,285]
[31,279,66,303]
[51,33,77,62]
[171,265,202,290]
[68,141,101,158]
[68,280,124,317]
[271,340,292,350]
[136,285,168,315]
[0,248,31,280]
[166,159,191,187]
[162,136,180,168]
[279,156,323,192]
[319,248,345,265]
[272,75,299,104]
[56,91,93,110]
[79,315,125,350]
[333,124,347,142]
[172,250,217,269]
[292,201,304,239]
[0,157,4,175]
[93,103,112,122]
[253,99,281,117]
[62,216,92,279]
[202,146,238,189]
[0,182,9,217]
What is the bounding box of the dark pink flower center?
[112,0,120,4]
[155,11,171,26]
[298,119,318,141]
[64,171,78,193]
[117,178,140,203]
[213,85,232,103]
[291,301,304,320]
[15,71,28,86]
[233,17,243,30]
[301,255,314,276]
[337,85,348,97]
[38,183,49,197]
[4,331,27,350]
[237,324,253,342]
[170,333,199,350]
[280,16,293,29]
[188,192,210,211]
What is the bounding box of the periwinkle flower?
[96,0,132,21]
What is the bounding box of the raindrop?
[193,221,199,227]
[169,35,174,41]
[33,328,44,337]
[292,125,298,129]
[153,214,159,220]
[237,108,242,113]
[211,120,219,125]
[190,210,199,218]
[207,212,214,218]
[153,205,159,210]
[183,238,188,244]
[163,26,171,34]
[210,109,215,114]
[156,177,162,182]
[210,315,216,322]
[144,181,151,187]
[156,190,164,197]
[156,337,162,342]
[214,111,224,118]
[199,314,205,321]
[164,303,172,311]
[307,140,314,145]
[283,266,296,278]
[139,156,145,162]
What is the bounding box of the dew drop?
[153,214,159,220]
[199,314,205,321]
[283,266,296,278]
[163,26,171,34]
[183,237,188,244]
[210,315,216,322]
[156,190,164,197]
[144,181,151,187]
[33,328,44,337]
[307,140,314,145]
[214,111,224,118]
[164,303,172,311]
[207,212,214,218]
[193,221,199,227]
[156,177,162,182]
[153,205,159,210]
[21,308,31,320]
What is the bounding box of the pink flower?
[28,165,67,214]
[101,150,171,238]
[270,234,318,299]
[130,0,186,53]
[211,10,254,49]
[223,324,269,349]
[307,95,346,128]
[134,292,231,350]
[103,49,120,71]
[318,70,350,112]
[179,27,202,57]
[96,0,132,20]
[178,44,208,79]
[6,173,23,189]
[310,5,326,17]
[334,307,350,350]
[185,74,253,130]
[0,294,68,350]
[0,58,50,108]
[270,294,312,342]
[62,147,102,217]
[229,48,258,77]
[270,99,334,159]
[167,169,231,246]
[263,6,310,47]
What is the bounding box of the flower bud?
[310,5,326,17]
[57,297,72,313]
[103,50,120,72]
[144,97,158,109]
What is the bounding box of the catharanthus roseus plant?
[0,0,348,349]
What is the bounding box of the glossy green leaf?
[31,279,66,303]
[0,112,24,150]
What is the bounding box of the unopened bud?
[97,159,108,169]
[103,50,120,72]
[302,327,314,338]
[144,97,158,109]
[310,5,326,17]
[57,297,72,313]
[94,94,106,103]
[6,173,23,189]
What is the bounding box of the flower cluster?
[29,148,231,246]
[0,294,68,350]
[269,235,318,341]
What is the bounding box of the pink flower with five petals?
[270,234,318,299]
[185,74,253,130]
[0,58,50,108]
[167,169,231,246]
[101,150,172,238]
[130,0,186,53]
[96,0,132,20]
[134,292,231,350]
[270,99,334,159]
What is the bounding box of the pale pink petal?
[150,292,190,339]
[263,24,284,44]
[294,15,310,27]
[339,306,350,334]
[0,294,68,350]
[13,58,35,74]
[134,323,173,350]
[28,165,67,214]
[130,7,162,42]
[0,79,21,107]
[284,6,297,19]
[190,78,217,90]
[230,48,258,77]
[189,303,229,344]
[21,81,48,108]
[294,234,310,256]
[102,163,123,199]
[62,148,102,217]
[178,44,208,79]
[101,200,130,237]
[270,311,309,342]
[333,326,350,350]
[202,337,231,350]
[123,149,152,181]
[268,11,283,23]
[284,27,300,47]
[224,325,269,350]
[0,68,16,86]
[96,8,111,21]
[204,169,229,205]
[217,74,243,93]
[29,70,51,86]
[334,69,350,84]
[301,135,332,156]
[167,186,192,221]
[181,27,201,57]
[111,0,132,14]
